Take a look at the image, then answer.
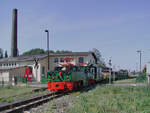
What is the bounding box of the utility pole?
[109,59,112,84]
[45,30,50,77]
[113,65,116,82]
[137,50,142,74]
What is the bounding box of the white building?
[0,52,98,82]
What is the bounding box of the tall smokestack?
[11,9,18,57]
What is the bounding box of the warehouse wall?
[0,72,9,82]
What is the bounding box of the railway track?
[0,92,63,113]
[0,83,102,113]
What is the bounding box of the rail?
[0,92,62,113]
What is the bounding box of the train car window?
[79,57,84,63]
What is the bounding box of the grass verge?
[114,78,136,84]
[0,86,49,103]
[66,85,150,113]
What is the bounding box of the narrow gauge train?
[47,65,102,92]
[101,67,129,81]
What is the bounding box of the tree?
[21,48,72,56]
[4,50,8,58]
[0,48,3,59]
[22,48,45,56]
[45,50,55,54]
[91,48,106,68]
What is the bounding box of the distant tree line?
[21,48,72,56]
[0,48,8,59]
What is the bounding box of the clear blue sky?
[0,0,150,71]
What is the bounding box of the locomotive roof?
[0,52,96,63]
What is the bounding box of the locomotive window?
[54,58,59,63]
[79,57,84,63]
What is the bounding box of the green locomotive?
[47,65,102,92]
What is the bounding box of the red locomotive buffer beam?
[47,81,82,92]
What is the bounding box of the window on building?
[41,66,45,77]
[42,66,45,74]
[54,58,59,63]
[79,57,84,63]
[60,58,64,62]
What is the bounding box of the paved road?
[0,83,47,88]
[0,84,8,86]
[1,82,146,88]
[28,84,47,88]
[111,83,146,87]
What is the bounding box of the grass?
[66,85,150,113]
[0,86,49,103]
[114,76,147,84]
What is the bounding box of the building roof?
[0,52,94,63]
[0,54,47,63]
[0,65,27,71]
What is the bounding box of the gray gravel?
[29,94,76,113]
